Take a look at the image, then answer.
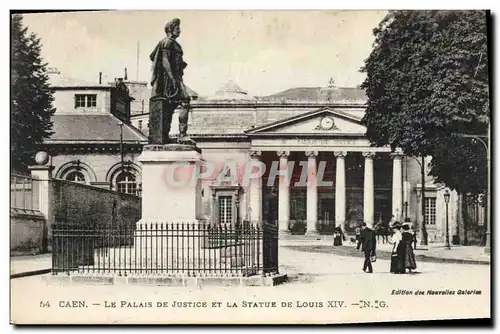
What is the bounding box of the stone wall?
[52,179,141,228]
[51,179,142,269]
[10,210,46,255]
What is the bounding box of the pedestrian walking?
[390,222,405,274]
[402,223,417,273]
[333,226,345,246]
[411,225,418,250]
[356,222,377,273]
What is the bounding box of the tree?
[360,10,489,195]
[11,14,55,173]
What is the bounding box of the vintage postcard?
[10,9,491,325]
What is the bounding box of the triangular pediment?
[246,108,366,135]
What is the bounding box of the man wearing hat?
[356,222,377,273]
[149,18,193,144]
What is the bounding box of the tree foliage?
[11,14,55,173]
[360,10,489,195]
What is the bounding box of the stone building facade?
[129,80,475,242]
[43,69,148,195]
[39,69,485,243]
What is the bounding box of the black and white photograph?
[9,9,491,324]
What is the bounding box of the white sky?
[21,10,387,97]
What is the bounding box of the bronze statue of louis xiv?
[148,18,195,145]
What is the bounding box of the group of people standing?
[389,221,417,274]
[355,220,417,274]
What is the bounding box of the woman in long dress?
[401,223,417,273]
[390,223,405,274]
[333,226,344,246]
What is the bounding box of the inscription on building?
[296,139,360,146]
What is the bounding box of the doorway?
[318,191,335,234]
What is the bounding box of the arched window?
[116,171,140,195]
[56,160,96,184]
[65,171,86,183]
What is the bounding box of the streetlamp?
[118,120,124,172]
[117,121,126,195]
[444,189,451,249]
[414,186,428,247]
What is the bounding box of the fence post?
[29,163,55,253]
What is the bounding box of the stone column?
[305,151,318,235]
[334,151,347,229]
[392,149,404,221]
[277,151,290,234]
[363,152,375,228]
[29,164,55,252]
[249,151,263,222]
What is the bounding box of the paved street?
[282,241,490,265]
[10,245,490,324]
[10,253,52,277]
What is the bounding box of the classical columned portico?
[305,151,318,234]
[363,152,375,228]
[277,151,290,234]
[246,109,396,234]
[249,151,262,222]
[334,151,346,229]
[392,149,404,222]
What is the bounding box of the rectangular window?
[138,120,143,130]
[218,196,233,225]
[425,197,436,225]
[75,94,97,108]
[75,95,86,108]
[87,95,97,107]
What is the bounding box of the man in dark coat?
[356,222,377,273]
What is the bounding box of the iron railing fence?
[52,220,278,277]
[10,173,40,214]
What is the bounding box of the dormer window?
[75,94,97,108]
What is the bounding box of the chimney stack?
[99,72,102,84]
[124,67,128,81]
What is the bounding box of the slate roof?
[216,80,246,95]
[258,86,366,102]
[207,80,256,101]
[185,86,199,99]
[46,114,148,144]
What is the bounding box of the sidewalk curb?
[416,255,490,266]
[10,268,51,279]
[282,245,491,266]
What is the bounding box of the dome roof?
[318,78,342,101]
[210,80,256,101]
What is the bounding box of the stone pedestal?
[137,144,204,223]
[131,144,206,271]
[148,98,177,145]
